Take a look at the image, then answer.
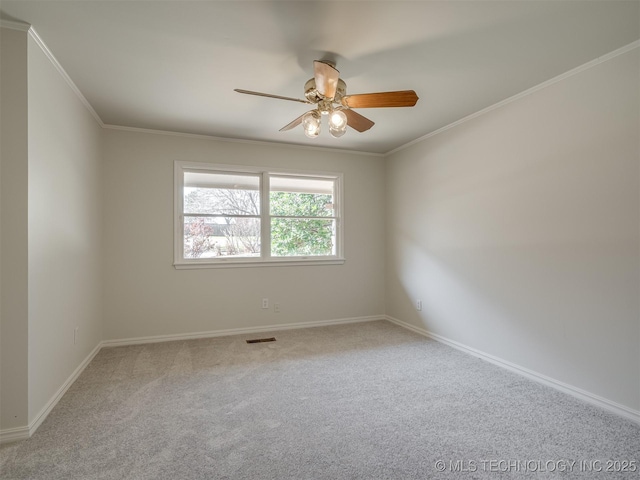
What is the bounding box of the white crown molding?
[385,315,640,425]
[386,39,640,157]
[25,27,105,127]
[102,124,384,157]
[0,19,31,31]
[7,19,637,160]
[1,21,103,127]
[3,18,375,155]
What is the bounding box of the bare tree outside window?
[184,186,260,258]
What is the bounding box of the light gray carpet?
[1,320,639,479]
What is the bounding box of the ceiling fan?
[235,61,419,138]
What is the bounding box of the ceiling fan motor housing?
[304,78,347,103]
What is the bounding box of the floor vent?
[246,337,276,344]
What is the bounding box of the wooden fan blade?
[341,90,419,108]
[279,113,307,132]
[234,89,311,104]
[344,109,375,132]
[314,61,339,99]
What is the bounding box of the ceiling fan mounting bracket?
[317,99,335,115]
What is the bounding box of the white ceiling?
[1,1,638,154]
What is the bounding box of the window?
[174,162,343,268]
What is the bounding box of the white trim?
[26,343,102,436]
[261,170,271,258]
[385,39,640,156]
[3,19,382,156]
[6,19,637,158]
[104,124,384,157]
[174,258,345,269]
[102,315,383,348]
[0,19,31,31]
[0,316,382,443]
[0,425,31,444]
[174,161,344,267]
[4,314,635,444]
[385,316,640,425]
[177,161,343,179]
[26,27,104,127]
[0,342,102,444]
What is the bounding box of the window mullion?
[176,163,185,264]
[261,172,270,260]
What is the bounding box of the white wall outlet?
[274,303,280,313]
[416,299,422,311]
[74,327,79,345]
[262,298,269,309]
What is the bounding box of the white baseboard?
[1,315,383,443]
[0,342,102,444]
[21,314,630,444]
[0,425,31,444]
[102,315,384,348]
[0,316,379,444]
[386,315,640,425]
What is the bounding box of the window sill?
[174,257,345,269]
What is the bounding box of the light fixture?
[301,107,348,139]
[328,109,347,138]
[236,60,419,139]
[302,111,321,138]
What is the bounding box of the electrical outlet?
[262,298,269,309]
[74,327,79,345]
[274,303,280,313]
[416,300,422,311]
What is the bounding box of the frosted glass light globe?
[329,110,347,130]
[302,111,321,138]
[329,110,347,138]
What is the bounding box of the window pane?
[270,191,334,217]
[184,216,260,259]
[184,172,260,216]
[270,176,334,217]
[271,218,335,257]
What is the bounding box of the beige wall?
[26,35,104,422]
[0,26,104,435]
[386,50,640,411]
[103,130,386,340]
[0,27,29,430]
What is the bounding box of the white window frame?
[174,161,344,269]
